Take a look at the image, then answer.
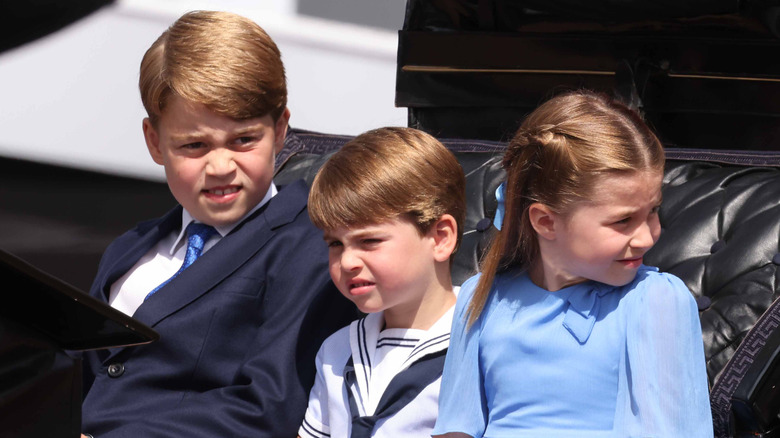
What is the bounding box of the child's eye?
[326,240,342,248]
[361,238,382,246]
[181,142,206,150]
[236,136,255,145]
[613,217,631,225]
[650,205,661,215]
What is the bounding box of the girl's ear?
[528,203,558,240]
[430,214,458,262]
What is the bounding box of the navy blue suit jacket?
[81,180,354,437]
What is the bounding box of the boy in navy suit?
[80,10,353,437]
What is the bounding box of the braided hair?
[466,90,664,326]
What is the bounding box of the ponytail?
[466,128,549,326]
[464,90,664,328]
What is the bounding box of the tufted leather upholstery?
[276,128,780,434]
[646,160,780,382]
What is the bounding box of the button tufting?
[107,363,125,378]
[476,218,492,233]
[710,240,726,254]
[773,253,780,265]
[695,296,712,311]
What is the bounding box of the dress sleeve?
[299,344,331,438]
[432,275,488,438]
[620,272,713,437]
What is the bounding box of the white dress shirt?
[108,183,277,316]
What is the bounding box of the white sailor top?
[298,303,455,438]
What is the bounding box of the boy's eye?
[613,217,631,225]
[326,240,343,248]
[236,136,255,145]
[650,205,661,215]
[361,238,382,246]
[182,142,206,150]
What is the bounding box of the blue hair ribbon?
[493,182,506,231]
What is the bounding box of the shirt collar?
[169,182,278,255]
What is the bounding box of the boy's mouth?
[350,282,373,289]
[205,186,240,196]
[203,186,241,202]
[347,281,375,295]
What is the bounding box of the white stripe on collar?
[346,291,458,415]
[348,314,380,415]
[401,303,455,368]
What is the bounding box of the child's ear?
[528,203,558,240]
[431,214,458,262]
[143,118,164,165]
[273,108,291,155]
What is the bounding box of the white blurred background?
[0,0,408,181]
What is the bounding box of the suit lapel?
[102,181,309,363]
[131,180,310,330]
[95,207,181,301]
[130,210,272,329]
[95,207,180,363]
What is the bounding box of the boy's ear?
[143,118,164,165]
[430,214,458,263]
[528,203,558,240]
[273,108,291,155]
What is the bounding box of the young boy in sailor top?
[298,127,466,438]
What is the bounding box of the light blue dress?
[432,265,712,438]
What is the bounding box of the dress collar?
[562,282,612,344]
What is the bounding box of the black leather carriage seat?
[275,128,780,436]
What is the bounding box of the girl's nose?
[631,216,661,249]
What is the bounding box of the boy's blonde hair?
[139,10,287,125]
[468,90,665,325]
[308,127,466,252]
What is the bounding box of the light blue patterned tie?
[144,222,218,301]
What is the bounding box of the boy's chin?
[188,209,248,228]
[342,297,382,315]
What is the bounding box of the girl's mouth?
[618,257,642,268]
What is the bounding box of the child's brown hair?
[308,127,466,252]
[139,10,287,125]
[468,90,665,325]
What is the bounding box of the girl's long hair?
[466,90,665,326]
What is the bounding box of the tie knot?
[185,222,218,250]
[144,222,218,302]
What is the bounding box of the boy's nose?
[339,248,362,272]
[205,149,237,176]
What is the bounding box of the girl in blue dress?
[432,90,712,438]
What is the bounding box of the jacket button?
[107,363,125,378]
